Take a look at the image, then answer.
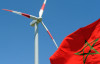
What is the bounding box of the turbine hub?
[30,18,42,27]
[37,17,42,23]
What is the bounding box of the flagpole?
[34,22,39,64]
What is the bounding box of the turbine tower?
[2,0,58,64]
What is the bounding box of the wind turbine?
[2,0,58,64]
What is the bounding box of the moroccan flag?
[50,19,100,64]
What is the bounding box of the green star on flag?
[75,38,100,64]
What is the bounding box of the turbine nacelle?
[30,17,42,26]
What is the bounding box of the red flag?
[50,19,100,64]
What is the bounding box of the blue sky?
[0,0,100,64]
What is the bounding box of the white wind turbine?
[2,0,58,64]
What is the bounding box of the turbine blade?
[39,0,47,18]
[41,21,58,48]
[2,9,37,20]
